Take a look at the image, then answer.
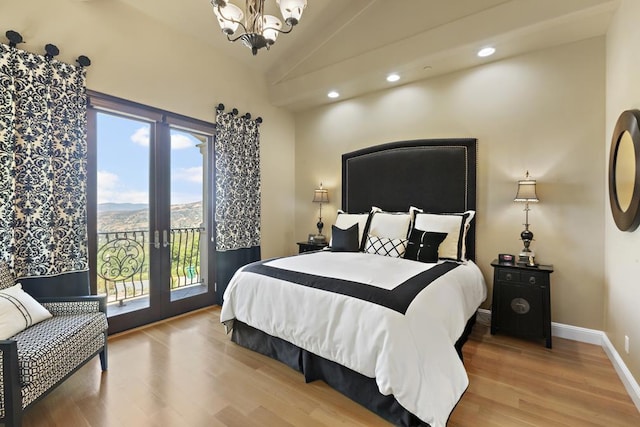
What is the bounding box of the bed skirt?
[230,313,477,427]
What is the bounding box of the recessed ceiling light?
[386,73,400,82]
[477,47,496,58]
[327,91,340,99]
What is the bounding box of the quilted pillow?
[0,262,14,290]
[404,229,448,263]
[0,283,52,340]
[331,224,360,252]
[365,235,408,258]
[412,211,475,262]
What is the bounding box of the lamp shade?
[313,188,329,203]
[213,2,243,35]
[277,0,307,25]
[514,173,539,202]
[262,15,283,44]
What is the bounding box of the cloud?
[130,127,149,147]
[171,133,195,150]
[130,127,195,150]
[173,166,203,184]
[97,170,148,204]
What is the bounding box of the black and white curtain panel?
[214,109,261,302]
[0,43,89,296]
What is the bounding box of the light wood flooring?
[21,306,640,427]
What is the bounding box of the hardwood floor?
[21,306,640,427]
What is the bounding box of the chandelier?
[211,0,307,55]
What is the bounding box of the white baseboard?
[601,333,640,411]
[480,310,640,412]
[550,322,603,345]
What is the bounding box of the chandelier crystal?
[211,0,307,55]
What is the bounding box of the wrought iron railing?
[96,227,203,305]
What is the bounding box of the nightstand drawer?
[521,271,548,286]
[497,269,520,282]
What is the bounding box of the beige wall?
[1,0,296,260]
[295,38,606,329]
[605,0,640,385]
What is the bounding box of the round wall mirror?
[609,110,640,231]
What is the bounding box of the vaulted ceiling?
[117,0,618,111]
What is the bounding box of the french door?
[87,92,217,334]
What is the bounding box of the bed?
[220,139,487,427]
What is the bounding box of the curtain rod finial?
[232,108,238,115]
[76,55,91,67]
[216,103,225,111]
[6,30,23,48]
[256,117,263,124]
[44,43,59,59]
[243,113,251,120]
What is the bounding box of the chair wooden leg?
[99,336,108,371]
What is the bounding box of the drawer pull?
[506,273,512,281]
[529,276,536,285]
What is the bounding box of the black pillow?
[404,228,448,263]
[331,223,360,252]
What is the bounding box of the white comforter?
[220,251,487,427]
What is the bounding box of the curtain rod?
[4,30,91,67]
[216,103,263,124]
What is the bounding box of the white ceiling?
[117,0,619,112]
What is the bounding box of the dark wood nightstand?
[490,259,554,348]
[297,241,328,253]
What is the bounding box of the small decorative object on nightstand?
[490,259,554,348]
[297,241,328,253]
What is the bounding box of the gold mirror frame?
[609,109,640,231]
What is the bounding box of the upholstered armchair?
[0,263,108,427]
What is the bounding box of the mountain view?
[97,201,203,232]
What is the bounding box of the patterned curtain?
[0,43,88,290]
[214,109,261,301]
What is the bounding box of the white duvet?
[220,251,487,427]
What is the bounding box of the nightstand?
[490,259,554,348]
[297,241,328,253]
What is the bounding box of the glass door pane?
[95,112,152,316]
[168,128,208,302]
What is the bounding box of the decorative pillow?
[365,235,408,258]
[404,229,448,263]
[0,283,53,340]
[0,262,14,290]
[332,211,372,251]
[412,211,475,262]
[331,224,360,252]
[366,210,412,241]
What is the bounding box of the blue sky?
[96,112,203,205]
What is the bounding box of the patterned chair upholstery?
[0,263,108,427]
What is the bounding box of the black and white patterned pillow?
[365,235,408,258]
[0,262,14,290]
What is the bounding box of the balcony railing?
[96,227,203,306]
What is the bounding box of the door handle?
[153,230,161,249]
[163,230,171,248]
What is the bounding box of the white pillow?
[367,210,412,240]
[332,211,371,249]
[0,283,52,340]
[412,211,475,262]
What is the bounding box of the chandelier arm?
[263,24,294,35]
[226,33,249,43]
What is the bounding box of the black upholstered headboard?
[342,138,477,260]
